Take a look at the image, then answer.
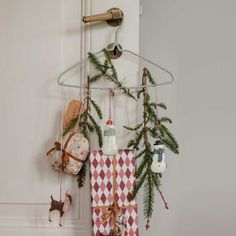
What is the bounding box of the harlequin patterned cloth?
[90,149,139,236]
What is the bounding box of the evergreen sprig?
[88,49,137,100]
[63,80,103,188]
[77,159,87,188]
[124,68,179,229]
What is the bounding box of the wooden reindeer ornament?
[48,193,72,226]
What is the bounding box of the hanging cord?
[59,83,67,202]
[155,83,160,137]
[109,88,115,120]
[75,81,87,131]
[125,95,131,126]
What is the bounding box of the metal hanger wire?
[57,24,174,90]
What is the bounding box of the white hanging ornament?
[102,119,118,156]
[151,139,167,174]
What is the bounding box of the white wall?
[139,0,236,235]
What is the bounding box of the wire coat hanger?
[57,24,174,90]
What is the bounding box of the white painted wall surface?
[140,0,236,236]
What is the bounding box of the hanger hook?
[106,24,123,52]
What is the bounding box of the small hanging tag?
[63,99,83,131]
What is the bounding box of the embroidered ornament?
[151,139,167,174]
[102,119,118,156]
[48,193,72,227]
[47,132,89,175]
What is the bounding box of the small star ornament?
[151,139,167,174]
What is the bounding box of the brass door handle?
[82,8,123,27]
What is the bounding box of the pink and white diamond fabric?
[90,149,139,236]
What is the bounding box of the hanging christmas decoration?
[124,67,179,229]
[151,139,166,174]
[62,78,103,188]
[102,89,118,156]
[62,49,139,187]
[63,99,83,132]
[102,119,118,156]
[47,131,89,175]
[48,193,72,227]
[44,28,180,232]
[90,150,139,235]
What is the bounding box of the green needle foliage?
[124,68,179,229]
[88,49,137,100]
[63,80,103,188]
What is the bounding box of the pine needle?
[88,52,105,73]
[89,73,103,83]
[77,158,89,188]
[160,124,179,149]
[89,98,103,119]
[123,122,143,131]
[158,102,167,110]
[146,68,157,86]
[136,149,146,159]
[159,116,172,124]
[63,116,79,137]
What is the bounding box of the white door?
[0,0,139,235]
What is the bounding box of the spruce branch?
[87,122,95,132]
[127,139,136,148]
[89,98,103,119]
[143,170,155,229]
[160,135,179,154]
[136,149,146,159]
[88,50,137,100]
[159,124,179,152]
[147,126,158,139]
[150,102,167,110]
[88,52,105,74]
[151,172,161,188]
[62,78,103,188]
[77,159,88,188]
[126,68,179,228]
[135,155,148,179]
[89,73,103,83]
[137,88,144,99]
[123,122,143,131]
[103,49,118,80]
